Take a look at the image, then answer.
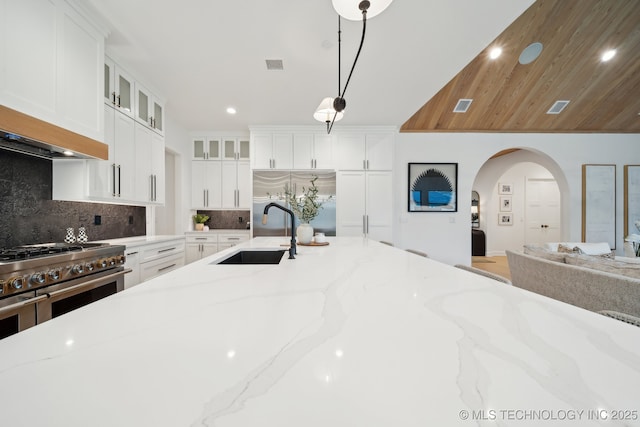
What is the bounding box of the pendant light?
[314,0,394,134]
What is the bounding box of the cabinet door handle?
[117,94,121,108]
[111,92,116,104]
[363,160,366,170]
[203,190,206,207]
[362,215,366,234]
[117,165,122,197]
[366,215,369,234]
[112,164,117,196]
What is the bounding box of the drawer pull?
[158,247,176,254]
[158,264,177,272]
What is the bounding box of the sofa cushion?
[564,254,640,279]
[523,244,566,263]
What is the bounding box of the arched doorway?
[472,148,569,256]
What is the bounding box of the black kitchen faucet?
[262,202,296,259]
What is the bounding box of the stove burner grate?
[0,243,102,261]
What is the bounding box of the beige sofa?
[506,249,640,317]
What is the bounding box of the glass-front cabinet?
[135,83,165,135]
[223,138,250,161]
[104,57,134,117]
[193,137,221,160]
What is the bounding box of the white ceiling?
[83,0,535,132]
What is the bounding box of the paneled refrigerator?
[252,171,336,237]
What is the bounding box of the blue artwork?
[408,164,457,212]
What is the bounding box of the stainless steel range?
[0,242,128,339]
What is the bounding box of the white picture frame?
[498,183,513,195]
[498,213,513,226]
[499,196,512,212]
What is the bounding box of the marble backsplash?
[197,210,251,229]
[0,150,145,248]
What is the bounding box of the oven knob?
[48,269,61,281]
[31,272,46,285]
[85,262,95,272]
[9,276,24,290]
[97,258,108,268]
[117,255,126,264]
[72,264,85,274]
[108,257,116,266]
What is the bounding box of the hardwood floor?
[471,256,511,281]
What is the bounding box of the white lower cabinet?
[185,231,250,264]
[185,234,218,263]
[337,170,392,242]
[218,233,250,251]
[120,237,185,289]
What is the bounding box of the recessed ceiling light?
[226,107,237,115]
[519,42,543,65]
[63,150,74,156]
[489,47,502,59]
[601,49,616,62]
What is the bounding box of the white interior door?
[525,178,561,245]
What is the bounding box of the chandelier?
[314,0,394,134]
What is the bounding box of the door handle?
[112,164,116,197]
[117,165,121,197]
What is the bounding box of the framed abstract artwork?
[499,196,512,212]
[498,213,513,225]
[498,183,513,195]
[408,163,458,212]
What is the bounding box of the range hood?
[0,105,108,160]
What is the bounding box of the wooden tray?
[298,241,329,246]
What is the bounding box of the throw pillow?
[564,254,640,279]
[523,245,566,263]
[558,244,579,254]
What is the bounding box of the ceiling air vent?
[265,59,284,71]
[453,99,473,113]
[547,100,570,114]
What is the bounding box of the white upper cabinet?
[1,0,105,142]
[252,133,293,169]
[135,82,165,135]
[223,137,250,161]
[193,137,221,160]
[292,133,333,170]
[104,56,134,118]
[334,132,394,170]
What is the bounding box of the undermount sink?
[215,250,286,265]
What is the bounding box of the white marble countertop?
[1,237,639,426]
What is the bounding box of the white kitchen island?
[1,237,639,426]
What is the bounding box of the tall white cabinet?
[335,132,394,241]
[191,135,250,210]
